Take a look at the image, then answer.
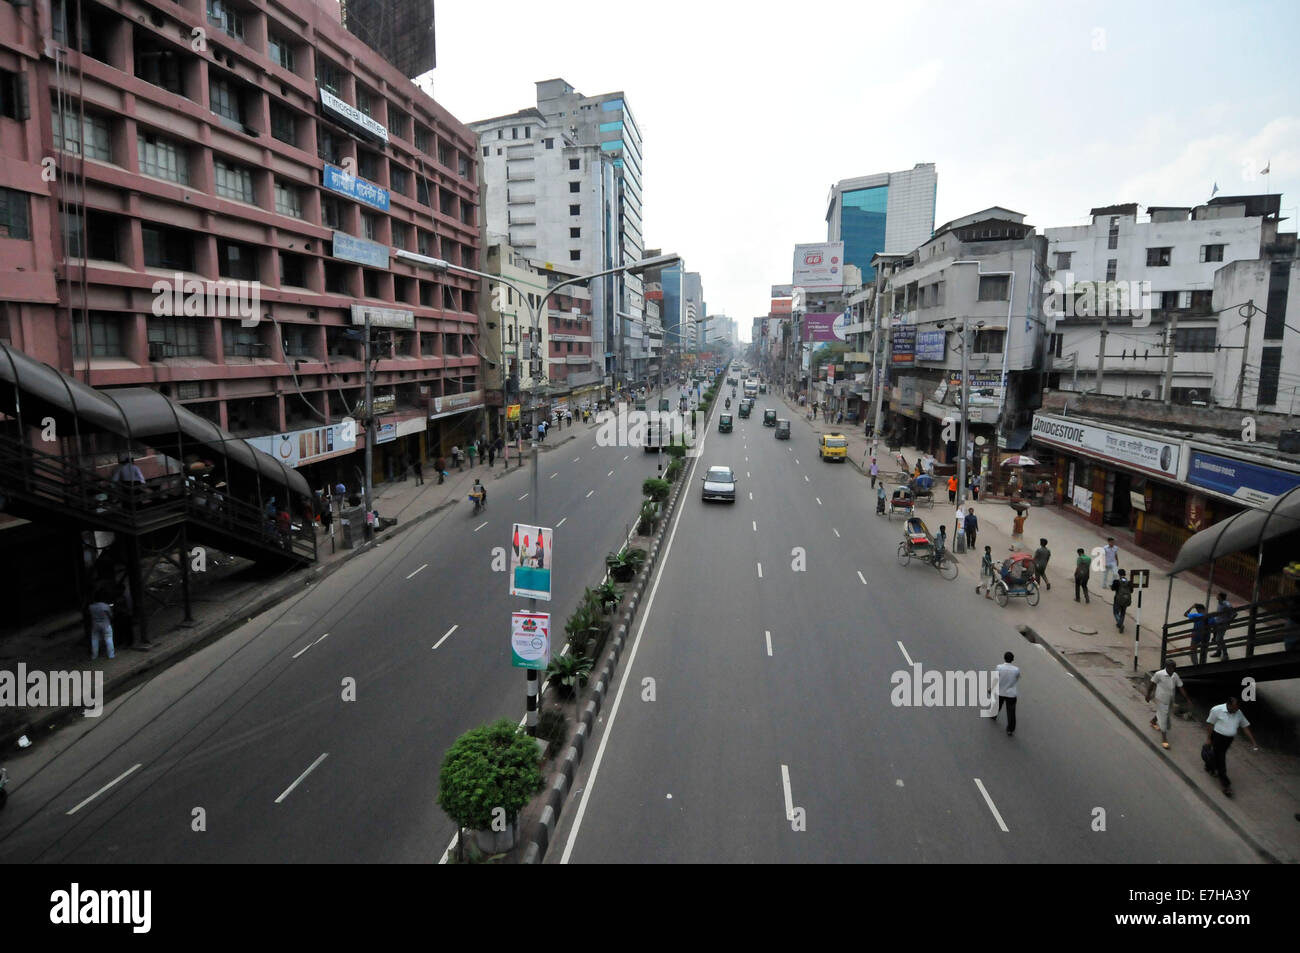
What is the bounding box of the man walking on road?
[412,458,423,486]
[1111,569,1134,632]
[1033,538,1052,590]
[1205,697,1260,796]
[1147,661,1192,749]
[965,507,978,551]
[1102,537,1120,589]
[1212,592,1235,659]
[869,457,879,489]
[993,651,1019,736]
[1074,548,1092,603]
[947,474,958,503]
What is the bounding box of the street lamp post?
[394,248,678,734]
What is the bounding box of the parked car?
[775,419,791,439]
[701,465,737,503]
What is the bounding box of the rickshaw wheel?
[937,553,958,581]
[896,542,912,566]
[1026,581,1040,606]
[994,582,1010,607]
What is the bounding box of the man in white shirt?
[993,651,1020,736]
[1146,661,1191,749]
[1102,538,1120,589]
[1205,697,1260,795]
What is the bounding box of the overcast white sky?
[425,0,1299,340]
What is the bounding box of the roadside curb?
[520,394,709,863]
[1019,623,1280,863]
[1,494,457,753]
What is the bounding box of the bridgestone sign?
[1031,414,1180,478]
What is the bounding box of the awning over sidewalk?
[1170,484,1300,574]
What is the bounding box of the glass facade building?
[840,186,889,281]
[662,265,683,335]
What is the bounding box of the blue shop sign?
[915,330,946,361]
[323,164,390,212]
[332,231,389,269]
[1187,450,1300,506]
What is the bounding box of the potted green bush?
[637,499,660,534]
[437,719,544,858]
[642,478,670,502]
[606,546,647,582]
[593,580,620,614]
[665,458,683,482]
[546,652,593,699]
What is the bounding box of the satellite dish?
[1140,389,1152,398]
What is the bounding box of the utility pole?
[872,299,891,444]
[1096,315,1108,394]
[1161,313,1178,406]
[363,311,374,531]
[1235,298,1253,409]
[957,322,970,513]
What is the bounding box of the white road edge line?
[66,763,142,815]
[765,630,773,656]
[433,624,458,650]
[559,399,714,864]
[896,641,914,666]
[406,564,428,580]
[857,570,867,585]
[275,752,328,804]
[781,764,795,820]
[974,778,1009,832]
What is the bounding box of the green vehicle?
[659,398,670,412]
[719,413,733,433]
[763,408,777,427]
[635,400,647,412]
[738,402,751,418]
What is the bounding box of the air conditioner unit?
[148,341,168,362]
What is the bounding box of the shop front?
[428,390,486,459]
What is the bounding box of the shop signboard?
[915,330,946,361]
[245,422,356,468]
[1186,450,1300,507]
[1031,414,1179,479]
[892,326,916,365]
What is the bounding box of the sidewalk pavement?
[776,391,1300,862]
[0,416,601,748]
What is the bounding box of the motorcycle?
[469,491,487,516]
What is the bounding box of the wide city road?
[0,409,666,863]
[550,383,1261,863]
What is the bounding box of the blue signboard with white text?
[915,330,946,361]
[1186,450,1300,507]
[332,232,389,269]
[323,164,390,212]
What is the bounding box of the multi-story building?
[1043,195,1288,405]
[826,163,937,286]
[0,0,482,490]
[471,78,644,394]
[878,207,1050,474]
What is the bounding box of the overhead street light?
[394,246,679,734]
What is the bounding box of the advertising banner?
[915,330,946,361]
[430,390,485,420]
[506,404,521,422]
[319,88,388,143]
[510,611,551,670]
[351,303,413,329]
[892,326,917,365]
[323,164,390,212]
[793,242,845,289]
[1186,450,1300,507]
[770,298,792,315]
[245,422,356,468]
[803,312,849,343]
[1031,414,1179,479]
[510,523,553,600]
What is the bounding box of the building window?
[1200,244,1225,263]
[458,153,470,178]
[971,329,1005,353]
[1105,258,1117,282]
[569,250,580,261]
[317,129,343,165]
[133,30,185,96]
[321,196,342,229]
[142,223,193,270]
[977,275,1010,301]
[569,158,579,170]
[221,322,260,357]
[137,132,190,184]
[414,124,431,153]
[524,126,531,138]
[416,177,431,206]
[279,251,307,287]
[437,140,450,165]
[217,239,257,280]
[213,159,255,202]
[388,108,409,140]
[207,0,243,40]
[1258,346,1282,406]
[61,207,119,260]
[0,187,31,239]
[355,86,373,118]
[511,127,517,140]
[316,56,343,96]
[483,146,489,157]
[1107,219,1119,250]
[208,76,244,125]
[569,204,580,216]
[1172,327,1216,352]
[1054,251,1072,271]
[544,138,554,149]
[274,181,302,218]
[1049,332,1063,358]
[353,150,378,183]
[51,103,111,161]
[72,312,123,357]
[363,269,380,297]
[417,229,432,256]
[391,221,409,250]
[268,34,295,72]
[361,212,378,241]
[148,317,201,357]
[269,103,297,145]
[389,166,408,195]
[0,69,28,121]
[1146,246,1171,267]
[570,227,580,239]
[324,261,349,294]
[569,181,580,193]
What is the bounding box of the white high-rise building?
[472,80,645,396]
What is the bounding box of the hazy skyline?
[425,0,1299,338]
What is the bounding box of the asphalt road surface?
[0,417,664,863]
[550,400,1261,863]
